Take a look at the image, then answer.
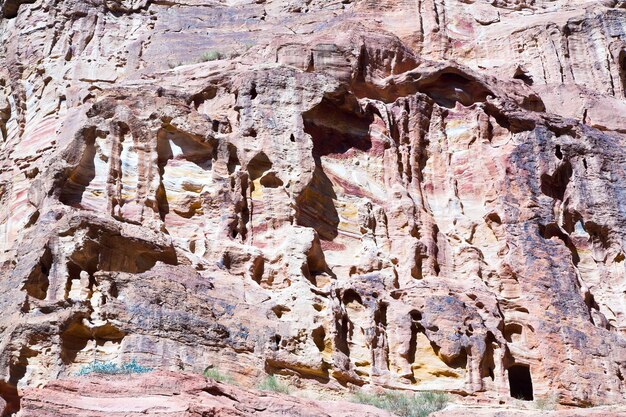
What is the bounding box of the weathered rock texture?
[18,370,394,416]
[0,0,625,414]
[15,370,626,417]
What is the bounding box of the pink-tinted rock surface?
[15,371,626,417]
[18,370,394,416]
[0,0,625,415]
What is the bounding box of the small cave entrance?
[508,364,534,401]
[513,67,534,86]
[420,72,493,108]
[540,161,572,201]
[302,96,373,160]
[22,245,53,300]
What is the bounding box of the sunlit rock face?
[17,370,396,417]
[0,0,625,414]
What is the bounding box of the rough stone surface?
[0,0,625,414]
[431,405,626,417]
[18,371,394,416]
[15,371,626,416]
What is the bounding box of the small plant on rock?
[352,390,448,417]
[257,375,290,394]
[76,359,152,376]
[199,50,222,62]
[203,366,234,383]
[535,394,558,410]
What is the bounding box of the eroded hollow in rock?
[540,161,572,201]
[70,229,177,274]
[0,380,20,416]
[248,152,272,182]
[538,222,580,265]
[157,128,216,170]
[420,72,493,108]
[312,326,326,352]
[303,233,333,285]
[2,0,36,19]
[513,67,533,86]
[156,127,217,221]
[508,364,534,401]
[59,127,98,208]
[61,321,125,365]
[23,245,53,300]
[480,332,498,381]
[302,97,373,159]
[295,166,340,241]
[0,344,38,415]
[297,95,375,240]
[504,323,523,343]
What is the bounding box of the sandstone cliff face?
[0,0,625,414]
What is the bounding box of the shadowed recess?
[540,161,572,201]
[59,127,98,208]
[302,97,374,160]
[420,72,493,108]
[508,364,533,401]
[295,166,340,241]
[22,245,53,300]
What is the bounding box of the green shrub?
[352,390,448,417]
[199,50,222,62]
[257,375,290,394]
[203,367,234,383]
[76,359,152,376]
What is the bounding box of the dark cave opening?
[302,97,373,160]
[540,161,572,201]
[619,49,626,97]
[513,67,534,86]
[421,72,493,108]
[508,364,534,401]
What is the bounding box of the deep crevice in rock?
[480,331,498,381]
[618,49,626,97]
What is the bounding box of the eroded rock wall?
[0,0,625,414]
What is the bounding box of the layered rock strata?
[17,371,394,416]
[0,0,625,414]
